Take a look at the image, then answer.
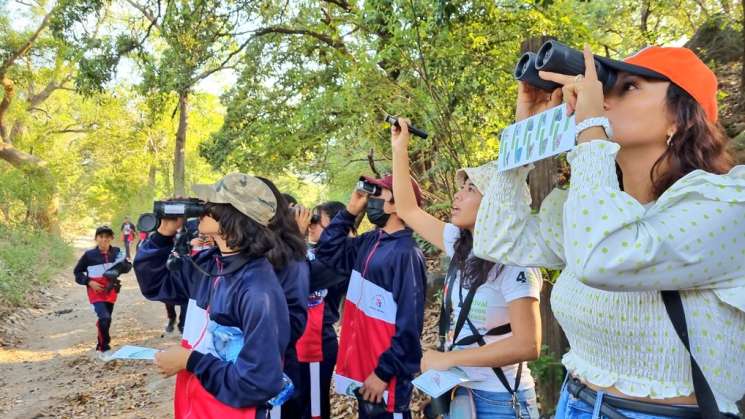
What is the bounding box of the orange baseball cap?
[596,47,718,123]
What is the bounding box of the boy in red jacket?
[73,226,131,361]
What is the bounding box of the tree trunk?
[0,147,59,232]
[640,0,651,41]
[520,36,569,414]
[148,164,157,190]
[0,79,58,232]
[529,157,568,413]
[174,90,189,196]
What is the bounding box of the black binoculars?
[137,199,206,233]
[514,40,617,92]
[357,177,382,197]
[102,260,132,292]
[166,225,198,272]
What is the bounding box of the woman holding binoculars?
[471,44,745,418]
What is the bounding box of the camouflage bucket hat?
[192,173,277,226]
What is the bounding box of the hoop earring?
[666,133,674,147]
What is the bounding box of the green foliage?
[201,0,738,204]
[2,0,741,231]
[74,34,141,95]
[49,0,108,43]
[0,225,73,305]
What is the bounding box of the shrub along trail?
[0,238,173,418]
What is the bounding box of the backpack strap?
[459,295,523,418]
[448,276,481,352]
[453,323,511,347]
[661,290,738,419]
[465,317,523,402]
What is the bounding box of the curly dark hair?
[203,202,275,257]
[650,84,733,198]
[256,177,308,270]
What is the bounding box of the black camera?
[102,260,132,293]
[137,199,205,233]
[165,225,199,272]
[514,40,617,92]
[357,177,382,197]
[384,115,429,139]
[352,387,389,417]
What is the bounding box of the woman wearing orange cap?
[473,45,745,418]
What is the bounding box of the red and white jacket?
[315,210,427,413]
[73,247,127,304]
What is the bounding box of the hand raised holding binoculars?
[346,190,369,217]
[157,218,184,237]
[539,45,606,131]
[390,117,412,152]
[291,204,312,235]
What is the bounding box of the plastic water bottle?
[268,374,295,407]
[209,322,243,362]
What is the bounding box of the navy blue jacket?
[276,257,309,412]
[277,259,310,347]
[308,252,349,345]
[315,210,426,412]
[134,232,290,409]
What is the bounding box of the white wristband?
[576,117,613,140]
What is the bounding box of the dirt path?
[0,238,178,418]
[0,237,444,419]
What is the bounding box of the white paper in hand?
[413,368,481,398]
[110,345,159,361]
[498,103,576,172]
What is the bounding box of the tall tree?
[125,0,258,195]
[0,3,97,230]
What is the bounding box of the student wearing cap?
[73,225,131,361]
[134,173,290,418]
[315,174,427,419]
[474,46,745,418]
[390,118,543,419]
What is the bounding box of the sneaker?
[97,350,113,362]
[165,319,176,334]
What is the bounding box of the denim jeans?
[448,386,540,419]
[555,378,684,419]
